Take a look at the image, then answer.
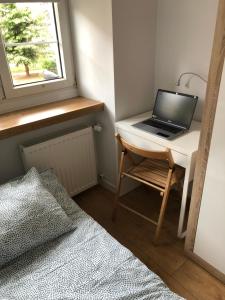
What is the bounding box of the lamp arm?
[176,72,208,86]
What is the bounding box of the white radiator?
[20,127,97,196]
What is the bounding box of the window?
[0,1,74,99]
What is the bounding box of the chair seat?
[127,158,184,188]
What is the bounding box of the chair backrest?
[116,134,175,169]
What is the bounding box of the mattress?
[0,174,183,300]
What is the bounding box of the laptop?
[133,89,198,140]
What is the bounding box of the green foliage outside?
[41,59,57,73]
[0,4,56,77]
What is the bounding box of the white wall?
[69,0,117,190]
[69,0,158,191]
[194,62,225,274]
[112,0,157,121]
[155,0,218,121]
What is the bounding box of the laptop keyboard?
[142,119,182,134]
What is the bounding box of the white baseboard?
[99,178,116,193]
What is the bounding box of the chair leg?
[154,188,171,243]
[112,151,125,222]
[154,169,173,244]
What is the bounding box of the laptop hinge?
[153,118,186,130]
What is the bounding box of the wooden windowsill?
[0,97,104,140]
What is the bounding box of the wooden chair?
[112,134,184,243]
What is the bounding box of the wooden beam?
[185,0,225,251]
[0,97,104,139]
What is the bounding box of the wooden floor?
[75,185,225,300]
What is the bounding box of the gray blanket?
[0,202,183,299]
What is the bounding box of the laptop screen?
[152,90,198,129]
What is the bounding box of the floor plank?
[75,185,225,300]
[173,260,225,300]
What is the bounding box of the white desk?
[115,111,201,238]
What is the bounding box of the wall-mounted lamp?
[176,72,208,88]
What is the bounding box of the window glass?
[0,2,63,87]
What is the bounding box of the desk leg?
[178,167,190,238]
[177,154,197,238]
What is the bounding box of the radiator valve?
[93,123,103,132]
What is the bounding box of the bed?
[0,169,183,300]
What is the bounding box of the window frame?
[0,1,75,100]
